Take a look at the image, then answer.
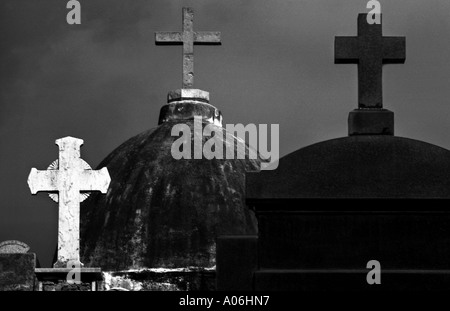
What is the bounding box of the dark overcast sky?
[2,0,450,267]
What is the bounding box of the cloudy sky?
[1,0,450,266]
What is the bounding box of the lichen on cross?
[155,7,221,88]
[27,137,111,268]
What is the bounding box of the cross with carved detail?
[27,137,111,268]
[335,14,406,109]
[155,7,221,88]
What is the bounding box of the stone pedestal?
[34,268,103,291]
[348,109,394,136]
[158,89,223,126]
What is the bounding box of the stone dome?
[80,92,259,271]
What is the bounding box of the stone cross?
[155,7,221,88]
[335,14,405,108]
[27,137,111,268]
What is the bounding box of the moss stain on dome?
[81,120,260,271]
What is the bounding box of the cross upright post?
[27,137,111,268]
[335,13,406,135]
[155,7,221,89]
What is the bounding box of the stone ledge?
[35,268,101,273]
[168,89,210,103]
[35,267,103,283]
[158,101,222,126]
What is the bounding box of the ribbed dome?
[80,103,260,270]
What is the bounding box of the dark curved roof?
[81,120,259,271]
[247,135,450,199]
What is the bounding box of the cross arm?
[383,36,406,63]
[78,167,111,194]
[335,36,359,63]
[155,32,183,45]
[27,168,59,194]
[194,32,221,44]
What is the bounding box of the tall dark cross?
[155,7,221,89]
[335,14,405,109]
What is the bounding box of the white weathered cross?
[27,136,111,268]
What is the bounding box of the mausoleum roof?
[247,135,450,200]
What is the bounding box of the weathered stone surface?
[335,14,405,109]
[0,253,36,291]
[103,268,215,291]
[27,136,111,268]
[348,108,394,135]
[41,281,92,291]
[155,7,221,88]
[0,240,30,254]
[80,119,260,271]
[159,100,222,127]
